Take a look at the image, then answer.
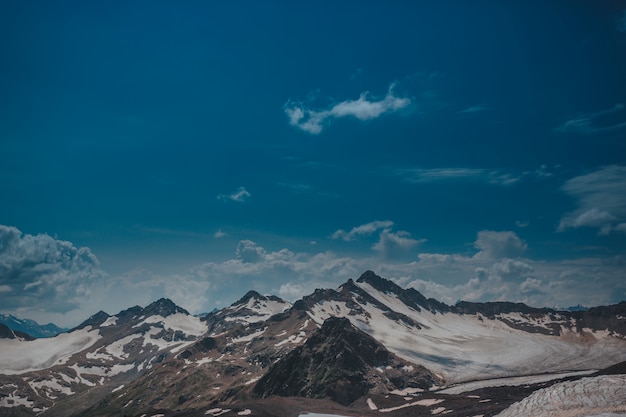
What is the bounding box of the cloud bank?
[0,225,105,313]
[285,83,410,134]
[2,224,624,327]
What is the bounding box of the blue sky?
[1,1,625,326]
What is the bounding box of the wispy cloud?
[214,229,227,239]
[555,104,626,134]
[459,104,487,114]
[284,83,411,134]
[217,186,251,203]
[395,167,521,186]
[558,165,626,234]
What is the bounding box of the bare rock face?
[253,316,439,405]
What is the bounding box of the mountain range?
[1,270,625,417]
[0,315,68,339]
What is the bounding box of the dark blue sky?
[1,1,625,326]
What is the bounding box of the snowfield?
[495,375,626,417]
[308,282,626,384]
[0,327,101,375]
[133,313,208,336]
[224,296,291,324]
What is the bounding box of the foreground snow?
[495,375,626,417]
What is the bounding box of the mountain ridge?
[1,271,625,417]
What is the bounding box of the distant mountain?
[1,270,625,417]
[0,313,67,338]
[0,323,34,341]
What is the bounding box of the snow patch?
[100,316,118,327]
[367,398,378,410]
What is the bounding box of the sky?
[1,1,625,327]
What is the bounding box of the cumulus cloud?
[284,83,411,134]
[331,220,394,241]
[332,220,424,258]
[558,165,626,234]
[555,104,626,134]
[218,186,251,203]
[473,230,528,259]
[0,225,105,313]
[236,240,266,263]
[372,229,425,258]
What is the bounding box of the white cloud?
[333,220,424,260]
[236,240,266,263]
[558,165,626,234]
[218,186,251,203]
[372,229,425,258]
[284,83,411,134]
[555,104,626,134]
[214,229,227,239]
[0,225,106,314]
[331,220,394,241]
[473,230,528,259]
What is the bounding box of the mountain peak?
[144,298,189,317]
[73,310,110,330]
[234,290,265,305]
[254,315,438,405]
[357,270,403,293]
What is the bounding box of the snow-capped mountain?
[0,298,207,415]
[0,314,67,339]
[1,271,625,417]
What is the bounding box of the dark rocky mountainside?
[0,323,34,341]
[254,316,439,405]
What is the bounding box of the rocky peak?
[253,316,438,405]
[73,310,110,330]
[356,271,448,313]
[143,298,189,317]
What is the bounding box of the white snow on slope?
[495,375,626,417]
[307,282,626,384]
[0,327,101,375]
[438,370,597,394]
[225,297,291,323]
[133,313,208,336]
